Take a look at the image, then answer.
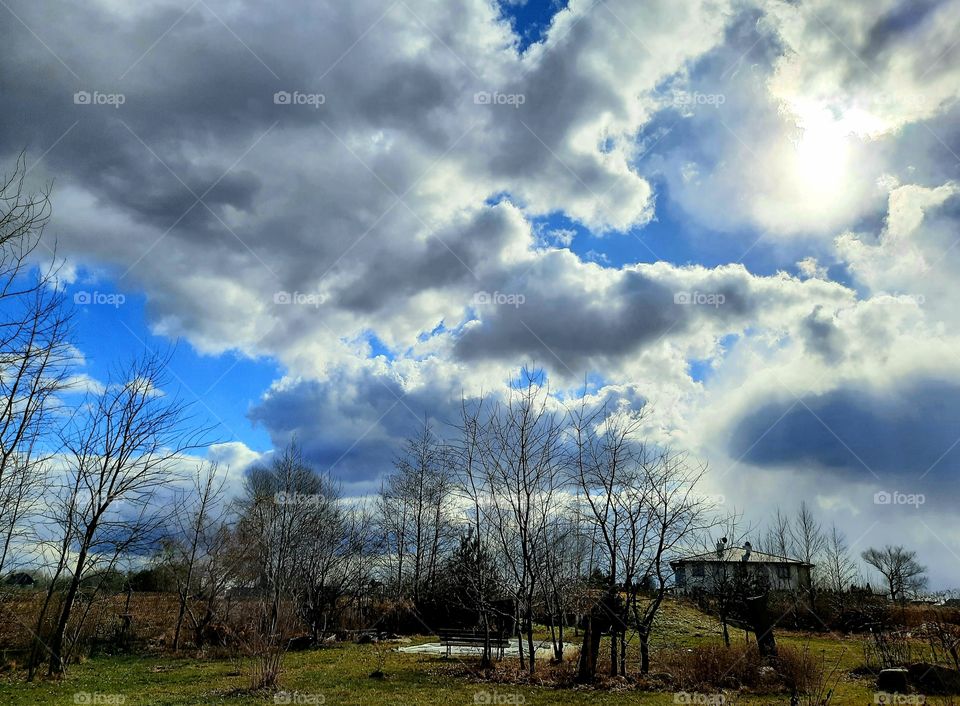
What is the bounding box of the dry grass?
[657,643,764,691]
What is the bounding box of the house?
[670,541,813,594]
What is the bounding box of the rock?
[287,635,313,651]
[877,668,909,693]
[759,666,778,680]
[907,663,960,695]
[357,634,374,644]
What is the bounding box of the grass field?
[0,601,889,705]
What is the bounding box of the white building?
[670,542,813,594]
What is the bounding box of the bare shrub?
[659,644,763,690]
[776,643,844,706]
[229,600,297,691]
[863,627,915,671]
[921,609,960,671]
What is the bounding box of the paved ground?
[397,637,577,659]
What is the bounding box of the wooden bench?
[437,628,511,659]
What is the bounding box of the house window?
[675,566,686,587]
[777,565,791,580]
[692,563,705,578]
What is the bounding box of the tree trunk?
[48,569,83,675]
[610,622,619,676]
[576,613,602,682]
[639,627,650,674]
[746,594,777,658]
[525,608,536,675]
[556,620,564,663]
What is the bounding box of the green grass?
[0,602,880,705]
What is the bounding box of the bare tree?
[477,371,565,675]
[822,523,858,593]
[629,451,715,674]
[0,153,73,575]
[453,395,504,667]
[168,461,229,651]
[184,519,239,648]
[791,502,826,565]
[36,351,211,676]
[570,402,716,677]
[861,545,928,603]
[569,402,648,676]
[537,511,589,662]
[791,501,825,606]
[234,443,330,635]
[763,508,794,558]
[376,420,454,604]
[291,477,351,643]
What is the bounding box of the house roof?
[670,547,812,566]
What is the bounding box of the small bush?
[659,644,763,690]
[777,643,844,706]
[776,645,832,692]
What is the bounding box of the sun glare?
[789,109,854,196]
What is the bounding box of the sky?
[3,0,960,586]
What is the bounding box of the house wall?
[673,562,811,594]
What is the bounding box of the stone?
[907,663,960,695]
[877,668,909,693]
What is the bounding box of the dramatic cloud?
[4,0,960,581]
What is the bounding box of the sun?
[788,108,855,198]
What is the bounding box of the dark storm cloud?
[729,378,960,500]
[799,305,845,361]
[453,256,762,369]
[248,370,463,492]
[862,0,944,61]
